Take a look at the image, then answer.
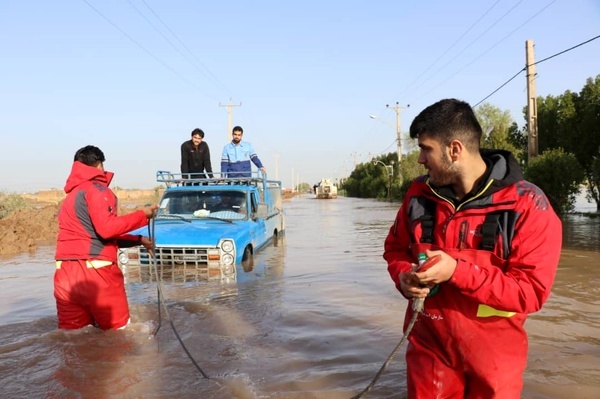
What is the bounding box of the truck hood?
[130,219,246,246]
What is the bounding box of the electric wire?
[140,0,232,96]
[127,0,231,96]
[406,0,525,100]
[398,0,501,99]
[81,0,219,101]
[472,33,600,107]
[532,33,600,67]
[413,0,555,104]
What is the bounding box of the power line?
[473,33,600,107]
[407,0,525,100]
[140,0,232,96]
[81,0,219,101]
[473,68,524,107]
[533,33,600,66]
[414,0,555,104]
[398,0,501,98]
[127,0,225,92]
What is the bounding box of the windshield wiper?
[191,215,234,223]
[155,214,192,223]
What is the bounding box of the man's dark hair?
[409,98,482,152]
[232,126,243,134]
[74,145,105,166]
[191,128,205,138]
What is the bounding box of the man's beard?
[429,152,459,187]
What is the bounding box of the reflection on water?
[562,214,600,252]
[0,196,599,398]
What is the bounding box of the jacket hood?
[480,148,523,195]
[64,161,114,193]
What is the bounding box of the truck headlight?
[222,254,234,265]
[118,250,129,265]
[221,240,234,253]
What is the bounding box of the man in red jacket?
[383,99,562,398]
[54,145,158,330]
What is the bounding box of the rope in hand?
[146,216,213,381]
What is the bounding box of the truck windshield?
[157,190,248,220]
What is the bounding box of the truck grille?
[139,247,209,266]
[123,247,226,283]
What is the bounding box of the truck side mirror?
[255,203,268,219]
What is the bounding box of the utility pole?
[291,167,295,193]
[526,40,538,160]
[219,99,242,141]
[387,102,409,181]
[274,153,279,180]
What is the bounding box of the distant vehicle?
[118,171,285,282]
[315,178,338,199]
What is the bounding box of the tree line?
[342,74,600,215]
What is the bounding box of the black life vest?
[418,198,518,260]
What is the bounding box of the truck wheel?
[242,246,254,272]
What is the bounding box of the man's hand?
[139,236,155,257]
[141,204,159,219]
[399,264,431,299]
[414,249,457,286]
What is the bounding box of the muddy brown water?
[1,196,599,398]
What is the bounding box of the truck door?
[251,191,267,248]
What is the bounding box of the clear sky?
[1,0,599,193]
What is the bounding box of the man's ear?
[449,140,463,161]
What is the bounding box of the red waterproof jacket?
[384,150,562,393]
[55,161,148,263]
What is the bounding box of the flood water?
[1,195,599,398]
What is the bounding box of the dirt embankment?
[0,189,297,256]
[0,204,61,255]
[0,190,159,256]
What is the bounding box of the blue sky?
[1,0,599,192]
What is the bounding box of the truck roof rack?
[156,171,281,188]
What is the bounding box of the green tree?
[345,153,397,199]
[575,76,600,211]
[525,148,584,215]
[296,182,310,193]
[588,155,600,210]
[507,122,527,167]
[536,75,600,211]
[397,150,425,199]
[475,103,524,164]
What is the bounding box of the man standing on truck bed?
[221,125,266,178]
[181,128,214,180]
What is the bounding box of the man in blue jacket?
[220,125,266,178]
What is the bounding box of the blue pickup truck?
[118,171,285,282]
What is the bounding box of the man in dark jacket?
[383,98,562,397]
[181,128,214,181]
